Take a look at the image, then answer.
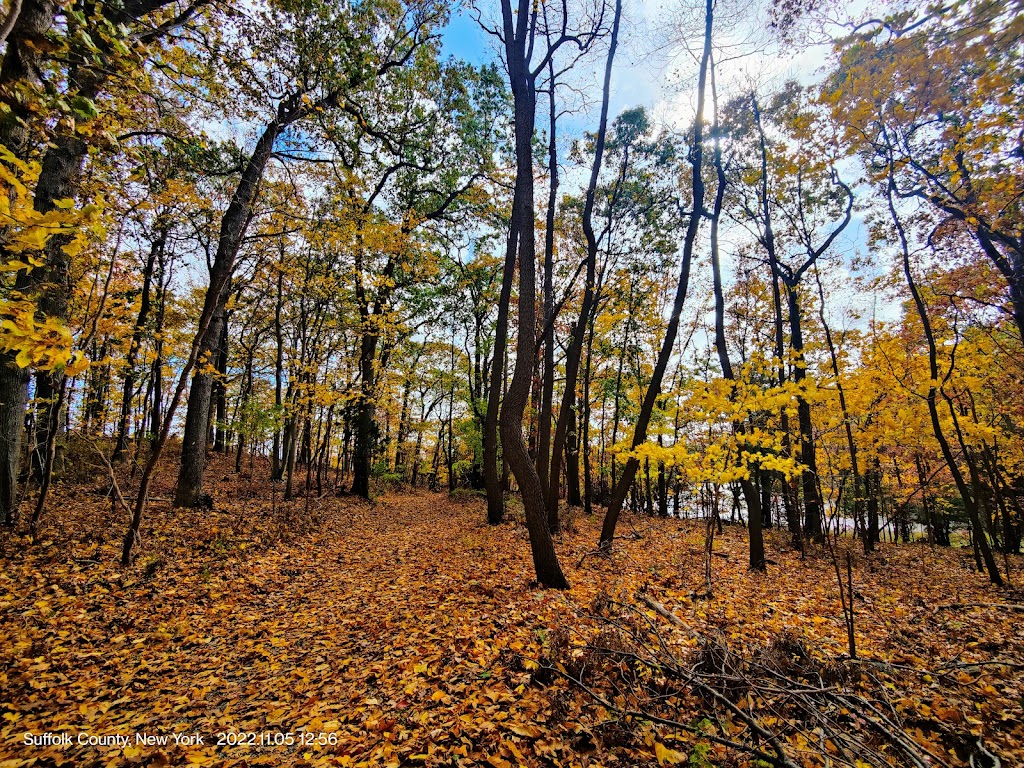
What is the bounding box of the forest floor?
[1,451,1022,768]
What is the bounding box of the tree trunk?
[547,2,620,531]
[599,0,713,551]
[0,363,29,525]
[536,57,559,503]
[351,320,379,499]
[889,178,1001,585]
[814,266,866,551]
[174,286,228,508]
[566,401,582,507]
[124,116,285,563]
[497,0,570,588]
[27,128,88,482]
[213,312,229,453]
[787,286,823,542]
[705,79,764,569]
[113,232,161,462]
[272,265,285,480]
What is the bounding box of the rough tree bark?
[173,280,229,508]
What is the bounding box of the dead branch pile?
[540,593,979,768]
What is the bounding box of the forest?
[0,0,1022,766]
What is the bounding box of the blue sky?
[440,7,497,66]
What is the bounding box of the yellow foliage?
[0,143,97,374]
[0,299,88,374]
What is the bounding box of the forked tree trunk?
[497,0,574,588]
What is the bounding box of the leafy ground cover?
[1,455,1021,768]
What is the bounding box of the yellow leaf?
[655,741,687,765]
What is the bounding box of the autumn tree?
[0,0,208,525]
[171,0,449,508]
[487,0,612,587]
[827,1,1024,343]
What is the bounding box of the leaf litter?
[0,455,1021,767]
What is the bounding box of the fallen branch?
[935,659,1024,672]
[570,597,959,768]
[639,594,685,627]
[87,438,131,514]
[577,549,611,567]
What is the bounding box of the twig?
[639,594,686,627]
[832,693,949,768]
[935,660,1024,672]
[86,438,131,514]
[577,549,611,567]
[545,663,801,768]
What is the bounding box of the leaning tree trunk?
[889,177,1002,585]
[546,1,620,531]
[600,0,713,550]
[124,115,287,564]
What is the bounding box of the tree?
[599,0,715,551]
[487,0,611,587]
[827,1,1024,343]
[172,0,448,508]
